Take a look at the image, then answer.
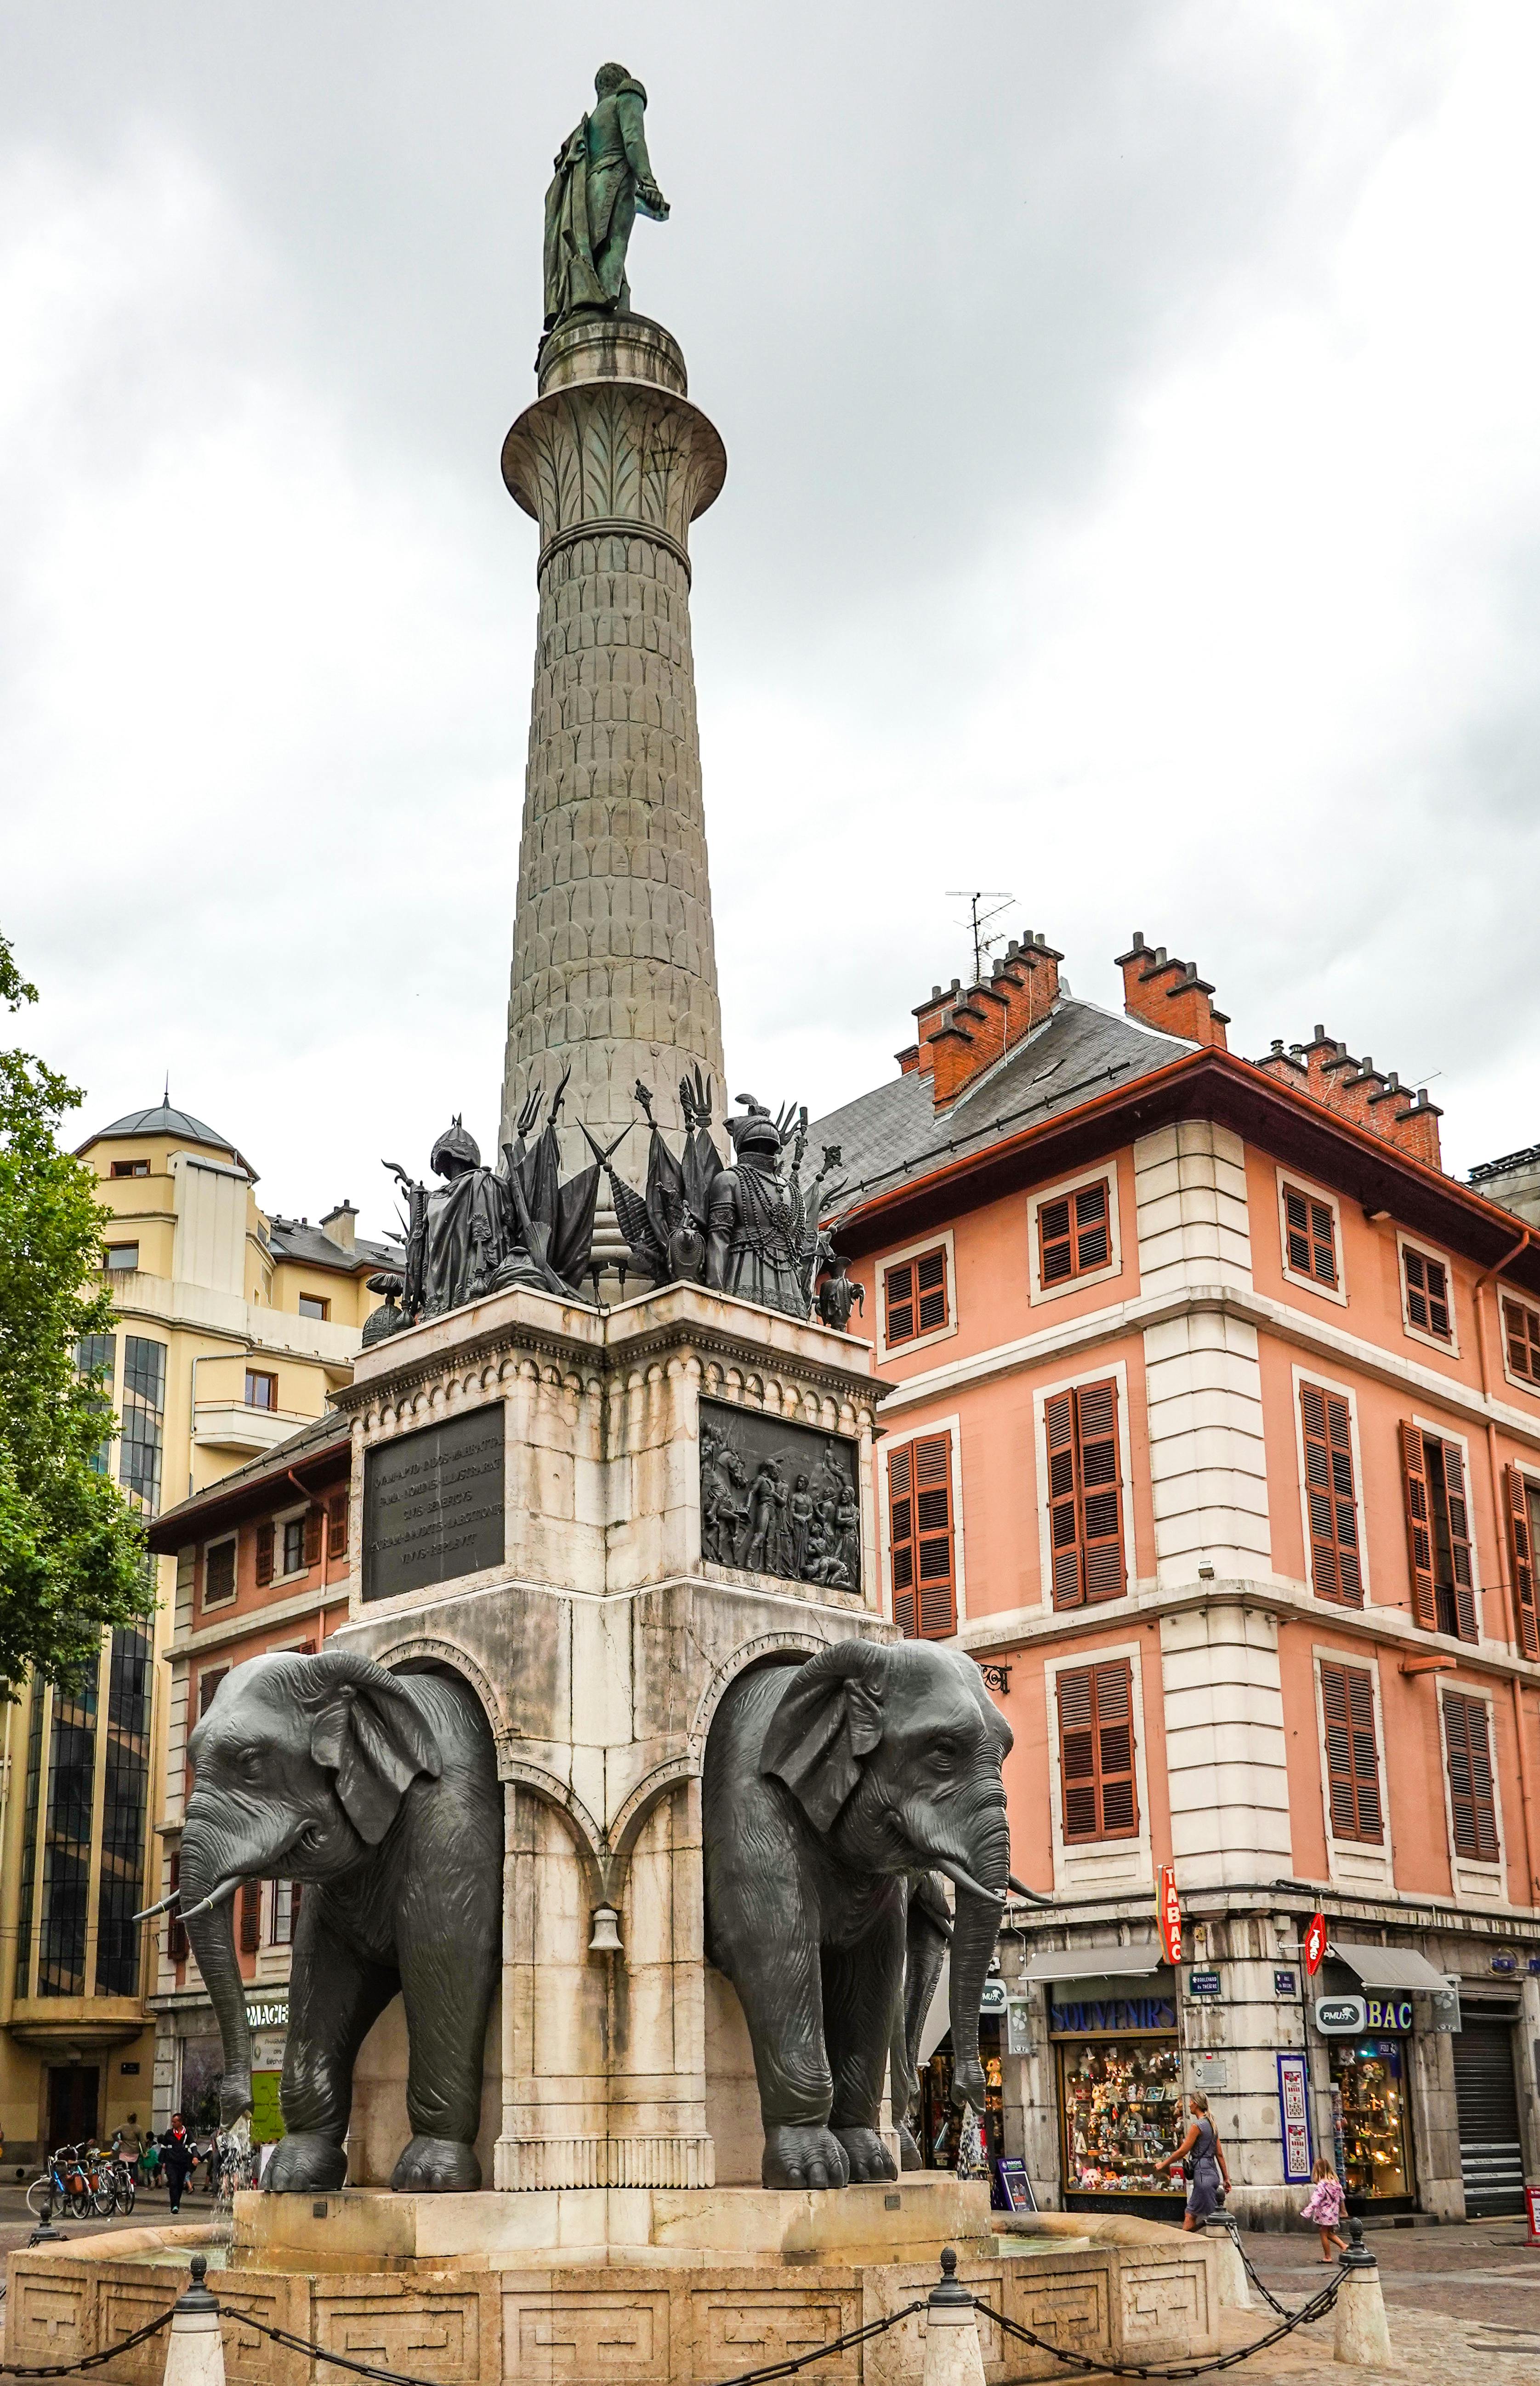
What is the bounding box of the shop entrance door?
[46,2065,98,2150]
[1453,2016,1525,2216]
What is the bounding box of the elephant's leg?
[899,1892,950,2172]
[726,1936,851,2191]
[391,1919,498,2192]
[267,1920,398,2193]
[822,1907,902,2185]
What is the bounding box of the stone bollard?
[1202,2213,1251,2310]
[1332,2221,1392,2369]
[922,2249,986,2386]
[162,2254,226,2386]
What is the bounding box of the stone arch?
[687,1626,827,1763]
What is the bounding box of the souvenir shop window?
[1328,2037,1414,2204]
[1057,2039,1183,2198]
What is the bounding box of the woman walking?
[1166,2090,1231,2231]
[160,2116,195,2216]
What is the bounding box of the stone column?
[499,314,727,1182]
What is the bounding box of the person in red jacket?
[160,2115,195,2215]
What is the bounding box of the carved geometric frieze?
[313,2287,483,2386]
[1118,2257,1209,2348]
[691,2286,864,2384]
[503,2289,671,2386]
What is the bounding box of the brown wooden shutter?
[255,1520,274,1588]
[239,1879,262,1955]
[1320,1662,1383,1843]
[1504,1297,1540,1384]
[1504,1466,1540,1659]
[1040,1197,1073,1284]
[198,1666,228,1717]
[303,1506,323,1567]
[1284,1185,1338,1286]
[1047,1381,1125,1609]
[1399,1423,1438,1630]
[884,1249,947,1345]
[1441,1439,1477,1642]
[1404,1248,1451,1338]
[327,1498,347,1560]
[888,1435,955,1638]
[1057,1660,1138,1842]
[168,1851,188,1965]
[916,1247,948,1333]
[1040,1180,1112,1286]
[1443,1691,1500,1862]
[1300,1384,1362,1603]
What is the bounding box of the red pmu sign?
[1303,1913,1328,1977]
[1158,1866,1182,1967]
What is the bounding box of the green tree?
[0,929,152,1691]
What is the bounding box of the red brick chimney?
[898,934,1063,1107]
[1255,1027,1443,1169]
[1114,933,1229,1049]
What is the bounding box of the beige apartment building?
[0,1101,397,2165]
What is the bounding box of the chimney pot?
[1131,930,1145,951]
[1314,1024,1325,1042]
[1270,1038,1284,1056]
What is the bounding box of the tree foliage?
[0,929,152,1692]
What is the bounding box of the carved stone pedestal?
[333,1279,891,2195]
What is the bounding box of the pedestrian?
[1165,2090,1230,2232]
[1300,2155,1347,2259]
[160,2115,195,2215]
[141,2132,160,2189]
[114,2113,143,2182]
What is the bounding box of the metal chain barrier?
[974,2266,1346,2384]
[0,2310,174,2378]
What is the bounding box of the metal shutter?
[1452,2016,1525,2216]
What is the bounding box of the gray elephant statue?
[177,1648,501,2193]
[702,1636,1013,2191]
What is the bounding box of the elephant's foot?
[392,2135,482,2193]
[834,2125,898,2183]
[761,2123,851,2192]
[262,2132,347,2194]
[896,2121,923,2173]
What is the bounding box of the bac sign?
[1159,1865,1182,1967]
[1303,1913,1328,1977]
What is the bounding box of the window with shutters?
[279,1516,305,1576]
[303,1506,323,1567]
[1044,1379,1126,1609]
[202,1538,236,1608]
[255,1520,274,1588]
[1032,1173,1116,1299]
[1502,1296,1540,1389]
[1401,1241,1454,1346]
[1318,1662,1383,1843]
[1299,1383,1363,1606]
[882,1243,951,1351]
[1503,1467,1540,1660]
[271,1879,303,1946]
[327,1498,347,1561]
[1056,1660,1138,1842]
[887,1433,957,1638]
[1442,1691,1500,1864]
[1280,1180,1341,1293]
[197,1667,228,1719]
[239,1878,262,1956]
[1399,1424,1477,1640]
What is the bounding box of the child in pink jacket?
[1301,2157,1347,2258]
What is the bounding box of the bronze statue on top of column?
[543,63,669,335]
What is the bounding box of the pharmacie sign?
[246,1998,289,2031]
[1313,1994,1412,2035]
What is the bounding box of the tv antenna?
[947,891,1015,986]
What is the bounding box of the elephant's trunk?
[179,1804,300,2128]
[943,1805,1010,2115]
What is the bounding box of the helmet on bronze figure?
[732,1113,782,1160]
[431,1116,481,1177]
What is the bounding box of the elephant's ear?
[760,1640,887,1833]
[307,1653,442,1845]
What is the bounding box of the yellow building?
[0,1102,398,2165]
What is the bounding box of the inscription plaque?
[363,1404,505,1603]
[699,1397,859,1590]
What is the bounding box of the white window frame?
[1397,1231,1460,1358]
[103,1242,140,1273]
[875,1228,958,1364]
[877,1411,967,1630]
[1311,1646,1394,1894]
[1027,1163,1122,1308]
[1436,1679,1507,1903]
[1497,1289,1540,1406]
[272,1500,308,1587]
[1409,1412,1485,1641]
[1032,1359,1137,1614]
[1275,1167,1347,1308]
[1044,1640,1154,1897]
[1291,1365,1373,1602]
[200,1533,238,1612]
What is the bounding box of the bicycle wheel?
[117,2173,136,2215]
[24,2174,51,2218]
[66,2181,91,2220]
[91,2179,115,2217]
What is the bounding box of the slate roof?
[265,1215,403,1278]
[807,997,1195,1213]
[80,1101,253,1177]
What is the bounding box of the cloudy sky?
[4,2,1537,1236]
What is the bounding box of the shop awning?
[1019,1942,1165,1983]
[1328,1942,1450,1993]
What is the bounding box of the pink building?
[813,929,1540,2226]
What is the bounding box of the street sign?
[1188,1970,1222,1999]
[1158,1865,1182,1967]
[1303,1913,1328,1976]
[1274,1970,1297,1996]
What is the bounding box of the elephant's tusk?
[932,1856,1006,1906]
[176,1875,245,1925]
[131,1890,182,1923]
[1007,1871,1055,1907]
